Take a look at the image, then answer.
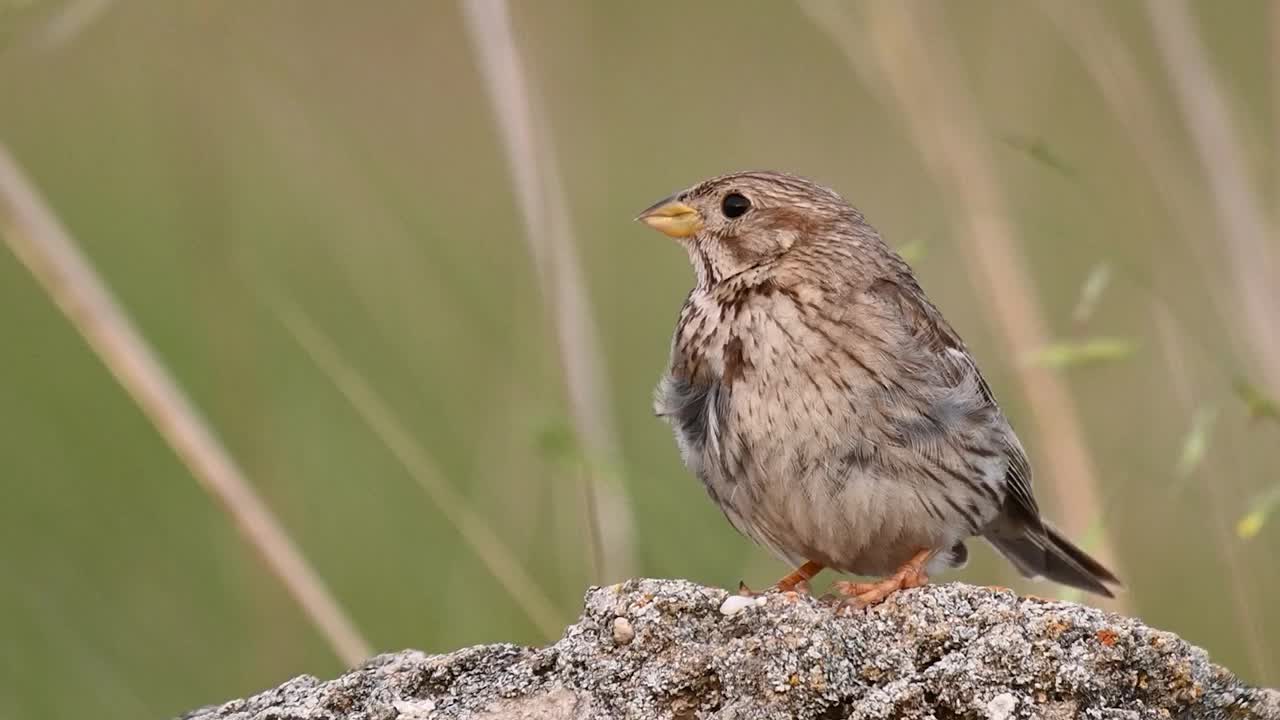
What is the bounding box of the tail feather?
[985,522,1121,598]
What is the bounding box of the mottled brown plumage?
[637,170,1119,605]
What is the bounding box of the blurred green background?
[2,1,1279,717]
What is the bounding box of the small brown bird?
[637,170,1120,605]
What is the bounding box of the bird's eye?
[721,192,751,219]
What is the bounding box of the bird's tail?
[984,522,1121,598]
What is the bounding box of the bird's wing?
[867,275,1042,528]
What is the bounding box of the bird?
[636,170,1120,606]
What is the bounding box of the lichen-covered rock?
[181,579,1279,719]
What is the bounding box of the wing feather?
[869,276,1042,528]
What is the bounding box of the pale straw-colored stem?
[799,1,1126,609]
[230,72,568,626]
[460,0,634,579]
[269,299,566,641]
[0,144,372,666]
[31,0,114,51]
[1274,2,1280,234]
[1144,0,1280,396]
[1044,0,1271,677]
[1035,0,1234,328]
[1152,304,1273,680]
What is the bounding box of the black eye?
[721,192,751,219]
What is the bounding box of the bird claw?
[828,550,933,609]
[738,579,812,598]
[780,579,811,596]
[830,580,879,596]
[828,581,889,610]
[738,561,823,598]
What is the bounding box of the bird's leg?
[831,549,933,607]
[774,560,824,593]
[740,560,824,596]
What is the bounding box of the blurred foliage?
[1233,376,1280,424]
[1,2,1279,718]
[1231,378,1280,540]
[894,238,928,266]
[1071,262,1112,327]
[1238,484,1280,541]
[1174,407,1217,479]
[1023,337,1139,370]
[532,417,580,468]
[999,133,1080,181]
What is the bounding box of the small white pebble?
[611,617,635,645]
[719,595,756,616]
[985,692,1017,720]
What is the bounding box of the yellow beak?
[636,196,703,239]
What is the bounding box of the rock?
[179,579,1279,719]
[984,692,1017,720]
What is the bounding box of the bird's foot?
[829,572,928,609]
[738,579,812,597]
[829,549,932,610]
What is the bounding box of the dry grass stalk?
[1144,0,1280,395]
[1043,0,1272,679]
[1035,0,1234,326]
[1152,304,1274,680]
[270,299,566,640]
[32,0,114,51]
[460,0,633,581]
[233,73,570,636]
[0,144,372,666]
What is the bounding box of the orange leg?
[738,560,825,596]
[831,549,932,607]
[775,560,824,593]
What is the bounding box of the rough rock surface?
[181,579,1278,719]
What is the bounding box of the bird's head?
[636,170,863,286]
